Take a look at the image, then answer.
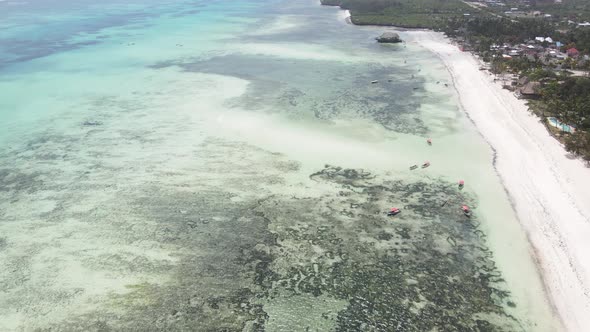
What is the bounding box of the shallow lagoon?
[0,0,559,330]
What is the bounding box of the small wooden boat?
[421,161,430,168]
[387,208,401,216]
[461,205,471,218]
[409,165,418,170]
[371,80,379,84]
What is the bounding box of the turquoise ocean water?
[0,0,560,330]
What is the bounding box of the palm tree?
[541,81,559,117]
[564,131,584,155]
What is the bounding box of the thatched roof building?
[518,76,530,86]
[520,81,541,98]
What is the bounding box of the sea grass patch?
[44,163,521,331]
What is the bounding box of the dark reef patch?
[257,165,521,331]
[47,164,521,331]
[151,54,429,135]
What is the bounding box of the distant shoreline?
[320,1,444,29]
[327,4,590,332]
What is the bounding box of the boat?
[422,161,430,168]
[409,165,418,170]
[371,80,379,84]
[458,180,465,189]
[387,207,401,216]
[427,138,432,145]
[461,205,471,217]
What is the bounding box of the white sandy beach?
[409,31,590,331]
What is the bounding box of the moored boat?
[461,205,471,217]
[387,207,401,216]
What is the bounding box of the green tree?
[564,131,590,163]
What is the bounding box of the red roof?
[567,48,579,56]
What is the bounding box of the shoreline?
[320,2,444,30]
[409,31,590,331]
[325,4,590,330]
